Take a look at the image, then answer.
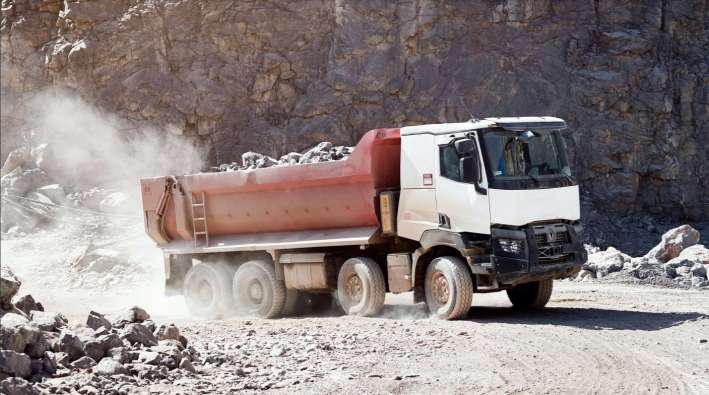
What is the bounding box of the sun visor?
[486,117,567,132]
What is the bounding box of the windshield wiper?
[527,173,540,186]
[561,174,575,186]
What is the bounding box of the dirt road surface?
[165,283,708,394]
[3,229,709,394]
[42,284,709,394]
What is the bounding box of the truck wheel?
[233,260,286,318]
[506,279,553,309]
[424,256,473,320]
[336,257,385,317]
[183,262,234,319]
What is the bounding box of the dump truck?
[140,117,587,320]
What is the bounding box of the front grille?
[533,224,572,264]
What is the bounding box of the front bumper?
[473,222,586,286]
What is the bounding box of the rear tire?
[424,256,473,320]
[183,262,235,319]
[232,260,286,318]
[336,257,385,317]
[506,279,553,309]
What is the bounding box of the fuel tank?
[140,128,401,244]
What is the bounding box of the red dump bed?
[140,129,401,245]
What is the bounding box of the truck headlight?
[498,238,524,255]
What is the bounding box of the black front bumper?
[475,222,586,286]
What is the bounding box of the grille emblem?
[546,228,556,242]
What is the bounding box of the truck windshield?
[481,130,572,183]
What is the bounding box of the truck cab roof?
[400,116,566,136]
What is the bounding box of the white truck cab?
[396,117,585,308]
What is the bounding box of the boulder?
[86,311,111,330]
[0,202,43,233]
[98,191,132,213]
[644,225,700,263]
[0,350,31,378]
[178,358,196,373]
[278,152,302,165]
[30,144,49,171]
[53,352,71,367]
[34,184,67,205]
[95,358,128,376]
[0,377,39,395]
[25,192,53,206]
[29,358,45,376]
[141,319,156,333]
[13,295,43,316]
[584,247,631,277]
[150,343,182,368]
[58,332,84,361]
[300,142,333,164]
[96,333,123,351]
[690,263,707,279]
[137,351,160,365]
[0,265,21,306]
[106,347,135,364]
[83,340,105,362]
[69,356,96,369]
[113,306,150,327]
[676,244,709,266]
[575,269,595,281]
[0,312,29,328]
[0,323,39,353]
[71,325,97,343]
[1,168,50,197]
[42,351,58,374]
[29,311,67,332]
[119,323,157,347]
[241,151,278,170]
[154,324,180,341]
[0,147,29,177]
[25,332,51,359]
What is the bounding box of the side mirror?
[460,156,480,184]
[454,139,476,155]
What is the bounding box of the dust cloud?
[1,91,205,320]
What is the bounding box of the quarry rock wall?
[2,0,707,219]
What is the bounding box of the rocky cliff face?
[2,0,707,220]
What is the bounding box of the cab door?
[434,134,491,235]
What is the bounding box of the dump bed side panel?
[141,128,401,245]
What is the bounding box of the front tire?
[183,262,235,319]
[336,257,385,317]
[232,260,286,318]
[424,256,473,320]
[506,279,553,309]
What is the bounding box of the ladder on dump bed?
[191,191,209,248]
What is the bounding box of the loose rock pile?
[1,266,199,394]
[0,145,132,234]
[212,142,353,172]
[578,225,709,288]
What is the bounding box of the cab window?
[439,145,461,181]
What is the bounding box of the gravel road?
[121,282,708,394]
[4,228,709,394]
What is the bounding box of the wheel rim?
[344,273,363,302]
[195,280,214,307]
[247,280,264,305]
[431,271,450,304]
